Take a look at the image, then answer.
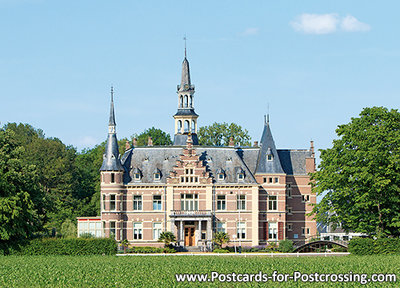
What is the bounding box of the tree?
[131,127,172,146]
[158,231,176,248]
[213,231,229,249]
[60,219,77,238]
[0,129,44,243]
[198,122,251,146]
[120,239,129,253]
[311,107,400,238]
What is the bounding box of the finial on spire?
[183,35,187,58]
[111,85,114,102]
[267,113,270,124]
[264,115,267,125]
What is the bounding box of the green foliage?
[213,231,230,248]
[129,246,176,254]
[311,107,400,237]
[349,238,400,255]
[278,240,294,253]
[158,231,176,248]
[0,128,44,244]
[213,248,230,253]
[79,232,95,239]
[60,219,76,238]
[198,122,252,146]
[6,238,117,255]
[131,127,172,146]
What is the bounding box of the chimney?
[254,141,258,147]
[310,140,315,157]
[148,136,153,146]
[125,140,130,150]
[229,137,234,147]
[133,138,137,147]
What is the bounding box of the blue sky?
[1,1,399,161]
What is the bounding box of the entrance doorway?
[184,227,195,246]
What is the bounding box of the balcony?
[170,210,212,217]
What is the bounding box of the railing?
[170,210,212,217]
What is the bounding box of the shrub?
[8,238,117,255]
[60,219,77,238]
[348,238,375,255]
[213,248,229,253]
[129,246,176,254]
[374,238,400,255]
[278,240,294,253]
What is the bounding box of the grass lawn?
[0,255,399,287]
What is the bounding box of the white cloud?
[341,15,370,32]
[240,27,259,36]
[291,14,339,34]
[291,13,370,34]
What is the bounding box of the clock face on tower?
[184,84,189,90]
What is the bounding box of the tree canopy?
[198,122,252,146]
[131,127,172,146]
[311,107,400,237]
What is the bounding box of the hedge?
[1,238,117,256]
[348,238,400,255]
[128,246,176,254]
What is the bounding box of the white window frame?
[217,195,226,211]
[216,222,226,233]
[268,222,278,240]
[153,195,162,211]
[180,194,198,211]
[110,194,116,211]
[237,194,246,210]
[153,222,162,240]
[237,222,246,239]
[133,195,142,211]
[268,195,277,211]
[133,222,143,240]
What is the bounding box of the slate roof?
[121,146,257,184]
[174,134,199,146]
[174,108,198,116]
[277,149,312,175]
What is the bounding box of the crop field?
[0,255,399,287]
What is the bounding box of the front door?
[184,227,195,246]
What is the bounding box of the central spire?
[173,43,199,146]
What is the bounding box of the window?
[153,222,162,240]
[268,177,273,183]
[268,195,277,211]
[133,222,143,240]
[134,173,141,181]
[343,236,349,241]
[217,222,226,233]
[180,194,198,211]
[302,227,310,235]
[237,195,246,210]
[286,184,292,198]
[287,223,293,231]
[218,173,224,180]
[110,195,116,211]
[111,173,115,183]
[217,195,226,210]
[268,222,278,240]
[154,173,160,181]
[102,195,106,210]
[267,154,273,161]
[274,177,279,183]
[302,195,310,202]
[110,221,116,239]
[133,195,142,211]
[287,207,292,215]
[153,195,162,210]
[263,177,267,183]
[237,222,246,239]
[237,173,244,181]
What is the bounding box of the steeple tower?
[173,45,199,145]
[256,115,284,174]
[100,87,124,171]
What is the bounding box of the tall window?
[111,173,115,183]
[133,195,142,211]
[180,194,198,211]
[217,195,226,210]
[302,195,310,202]
[268,222,278,240]
[110,221,116,239]
[237,222,246,239]
[216,222,226,233]
[286,183,292,198]
[133,222,143,240]
[153,222,162,240]
[268,195,277,211]
[237,195,246,210]
[102,195,106,210]
[153,195,162,210]
[110,195,116,211]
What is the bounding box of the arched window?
[184,95,188,107]
[191,120,196,133]
[184,120,189,133]
[180,95,183,108]
[178,120,182,133]
[190,96,193,107]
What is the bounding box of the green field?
[0,255,399,287]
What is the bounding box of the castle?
[77,52,317,249]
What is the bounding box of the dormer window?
[238,173,244,181]
[267,148,273,161]
[153,168,161,181]
[216,168,225,182]
[133,168,142,182]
